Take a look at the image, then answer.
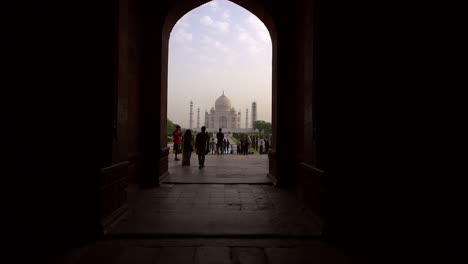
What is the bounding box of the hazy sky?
[168,0,272,128]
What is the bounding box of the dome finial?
[222,90,224,96]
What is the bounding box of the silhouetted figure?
[182,129,194,166]
[259,137,264,154]
[226,138,230,154]
[216,128,224,155]
[195,126,210,168]
[210,138,216,155]
[265,138,270,154]
[239,140,243,154]
[244,136,250,155]
[223,139,227,154]
[172,125,182,161]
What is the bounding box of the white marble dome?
[204,92,242,130]
[215,93,232,111]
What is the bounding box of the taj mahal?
[190,92,257,134]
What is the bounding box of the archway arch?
[159,0,278,181]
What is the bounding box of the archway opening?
[107,0,322,239]
[163,0,276,184]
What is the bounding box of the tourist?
[223,138,227,154]
[210,138,216,155]
[172,125,182,161]
[226,138,230,154]
[216,128,224,155]
[244,136,250,155]
[195,126,210,168]
[259,137,264,154]
[182,129,194,166]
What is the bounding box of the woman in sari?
[182,129,194,166]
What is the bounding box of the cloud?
[247,14,270,43]
[172,28,193,42]
[200,15,214,26]
[214,21,230,32]
[201,15,230,33]
[236,17,270,54]
[201,35,231,53]
[214,41,231,53]
[222,11,230,21]
[237,26,256,46]
[200,15,230,33]
[201,35,214,44]
[208,1,220,10]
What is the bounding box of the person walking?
[259,137,264,154]
[244,136,250,155]
[216,128,224,155]
[226,138,230,154]
[238,139,243,155]
[181,129,194,166]
[195,126,210,168]
[172,125,182,161]
[210,138,216,155]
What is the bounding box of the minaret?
[251,101,257,128]
[245,108,249,129]
[238,111,241,129]
[189,101,193,129]
[205,110,209,127]
[197,108,200,128]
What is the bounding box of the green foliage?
[167,119,175,133]
[167,119,178,142]
[253,120,272,134]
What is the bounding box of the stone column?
[138,2,168,186]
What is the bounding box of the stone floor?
[58,238,353,264]
[54,153,351,263]
[108,184,321,237]
[164,152,271,184]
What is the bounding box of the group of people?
[172,125,210,169]
[211,128,230,155]
[258,137,270,155]
[172,126,270,168]
[236,137,251,155]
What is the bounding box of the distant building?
[194,92,256,134]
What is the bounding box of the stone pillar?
[267,4,300,187]
[138,1,168,186]
[100,0,131,232]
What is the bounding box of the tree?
[253,120,272,134]
[167,119,175,134]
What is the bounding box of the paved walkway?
[108,184,321,237]
[55,151,344,263]
[108,150,320,237]
[59,238,352,264]
[164,149,271,184]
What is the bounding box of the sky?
[168,0,272,128]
